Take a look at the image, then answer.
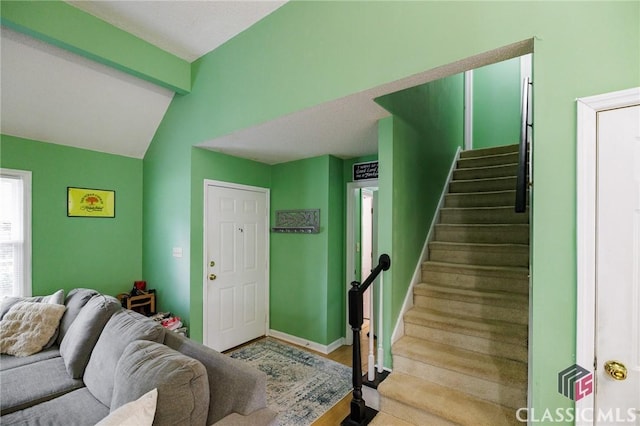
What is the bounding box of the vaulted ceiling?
[1,1,289,160]
[1,1,526,164]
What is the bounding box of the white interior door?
[204,182,268,352]
[596,104,640,424]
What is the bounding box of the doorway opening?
[345,180,378,346]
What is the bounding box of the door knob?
[604,360,627,381]
[209,274,217,281]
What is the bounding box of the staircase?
[373,144,529,426]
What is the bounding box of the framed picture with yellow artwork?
[67,187,115,218]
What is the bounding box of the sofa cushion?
[84,309,165,407]
[0,387,109,426]
[57,288,99,345]
[0,289,65,349]
[0,289,64,319]
[0,346,60,372]
[96,388,157,426]
[0,356,84,415]
[164,332,268,425]
[59,294,120,378]
[0,301,66,357]
[111,340,208,426]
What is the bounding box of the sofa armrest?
[163,332,269,425]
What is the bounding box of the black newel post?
[342,254,391,426]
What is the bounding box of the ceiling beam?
[1,0,191,94]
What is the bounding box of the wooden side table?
[118,290,156,316]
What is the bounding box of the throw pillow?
[0,289,64,319]
[0,289,65,349]
[0,301,67,357]
[95,388,157,426]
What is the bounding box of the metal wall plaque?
[272,209,320,234]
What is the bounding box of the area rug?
[229,338,352,425]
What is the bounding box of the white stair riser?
[393,356,527,410]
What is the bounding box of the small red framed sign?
[67,187,115,218]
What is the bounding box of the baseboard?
[390,147,462,345]
[268,329,345,355]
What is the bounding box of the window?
[0,168,31,297]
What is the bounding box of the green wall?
[326,155,345,344]
[269,155,344,346]
[6,3,639,419]
[473,57,522,149]
[141,2,639,420]
[0,134,142,297]
[376,73,465,366]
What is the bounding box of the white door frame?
[576,87,640,425]
[202,179,270,349]
[345,179,379,345]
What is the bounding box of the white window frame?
[0,168,32,297]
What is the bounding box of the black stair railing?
[341,254,391,426]
[516,76,533,213]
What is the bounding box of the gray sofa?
[0,289,277,426]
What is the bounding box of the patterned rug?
[229,338,352,425]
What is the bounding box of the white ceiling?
[0,27,174,159]
[67,1,287,62]
[0,1,287,160]
[1,2,530,164]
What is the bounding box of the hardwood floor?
[311,322,370,426]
